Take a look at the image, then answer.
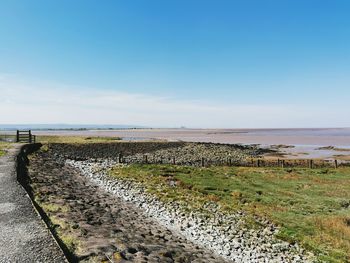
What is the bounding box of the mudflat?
[26,128,350,145]
[24,128,350,159]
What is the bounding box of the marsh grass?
[110,164,350,262]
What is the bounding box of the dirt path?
[27,151,227,262]
[0,145,66,262]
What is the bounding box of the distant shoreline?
[0,126,349,131]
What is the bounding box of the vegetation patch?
[0,142,10,156]
[110,164,350,262]
[32,193,81,256]
[41,202,69,213]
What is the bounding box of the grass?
[109,164,350,262]
[2,134,122,157]
[36,135,122,144]
[0,141,11,156]
[41,202,69,213]
[1,133,122,144]
[34,196,81,255]
[0,135,121,145]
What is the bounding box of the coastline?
[2,128,350,160]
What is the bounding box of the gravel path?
[0,145,66,263]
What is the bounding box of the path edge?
[16,143,73,263]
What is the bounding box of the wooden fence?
[16,130,36,143]
[116,154,348,169]
[0,133,16,142]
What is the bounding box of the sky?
[0,0,349,128]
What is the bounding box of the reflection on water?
[275,144,350,160]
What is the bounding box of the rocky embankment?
[66,158,314,263]
[123,143,266,165]
[49,141,270,166]
[28,151,228,262]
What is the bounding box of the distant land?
[0,124,146,131]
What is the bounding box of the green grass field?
[1,134,122,144]
[36,135,122,144]
[110,164,350,262]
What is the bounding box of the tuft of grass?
[109,164,350,262]
[49,215,81,254]
[60,234,80,253]
[33,198,80,254]
[50,216,69,231]
[112,252,123,262]
[41,202,69,213]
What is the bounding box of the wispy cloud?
[0,74,347,128]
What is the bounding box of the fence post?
[334,159,338,169]
[173,156,176,165]
[308,160,313,169]
[145,155,148,164]
[16,130,19,142]
[118,153,123,163]
[201,157,205,167]
[28,130,32,143]
[228,158,232,166]
[257,159,260,167]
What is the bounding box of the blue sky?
[0,0,349,128]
